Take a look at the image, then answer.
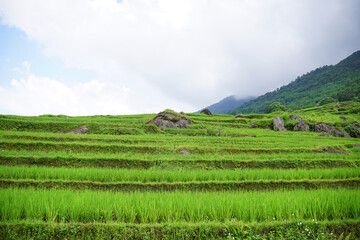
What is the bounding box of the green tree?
[265,102,287,113]
[317,97,338,106]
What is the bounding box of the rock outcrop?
[148,110,193,130]
[273,116,287,131]
[64,125,88,134]
[353,122,360,138]
[293,121,310,131]
[289,115,303,121]
[314,124,350,138]
[267,114,356,138]
[200,109,212,115]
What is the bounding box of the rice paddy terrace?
[0,102,360,239]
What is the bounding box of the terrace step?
[0,140,348,155]
[1,179,359,191]
[1,220,359,240]
[0,156,358,169]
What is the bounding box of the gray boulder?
[293,121,310,131]
[314,124,350,138]
[289,115,303,121]
[149,110,193,130]
[273,116,287,131]
[353,122,360,138]
[64,125,88,134]
[200,109,212,115]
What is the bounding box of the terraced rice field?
[0,110,360,239]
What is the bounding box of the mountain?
[197,95,256,114]
[229,51,360,115]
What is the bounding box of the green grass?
[3,129,358,144]
[2,149,359,162]
[1,188,359,223]
[2,220,359,240]
[2,179,359,192]
[2,139,347,155]
[1,166,359,183]
[1,150,358,169]
[1,155,358,170]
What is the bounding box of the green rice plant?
[1,127,359,148]
[1,149,358,169]
[1,149,359,162]
[0,188,358,223]
[0,106,359,238]
[0,133,355,155]
[1,166,359,183]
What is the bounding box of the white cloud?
[0,0,359,114]
[0,62,192,116]
[22,61,31,75]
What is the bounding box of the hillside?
[0,103,360,239]
[229,51,360,114]
[197,95,255,114]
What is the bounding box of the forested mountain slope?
[229,51,360,114]
[197,95,255,114]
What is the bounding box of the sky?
[0,0,360,116]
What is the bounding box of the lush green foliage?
[317,97,338,106]
[265,102,287,113]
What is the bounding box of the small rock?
[314,124,350,138]
[289,115,303,121]
[319,132,329,137]
[200,109,212,115]
[273,116,287,131]
[293,121,310,131]
[322,147,348,154]
[179,150,192,155]
[354,144,360,148]
[339,115,347,121]
[64,125,88,134]
[250,123,258,128]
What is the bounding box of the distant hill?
[229,51,360,115]
[197,95,255,114]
